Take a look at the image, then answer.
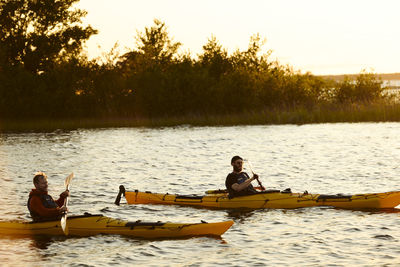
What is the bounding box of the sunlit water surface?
[1,123,400,266]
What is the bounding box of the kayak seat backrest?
[281,188,292,193]
[317,194,352,201]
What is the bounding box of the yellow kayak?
[117,186,400,210]
[0,213,233,239]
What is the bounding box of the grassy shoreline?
[1,103,400,132]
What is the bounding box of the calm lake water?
[1,123,400,266]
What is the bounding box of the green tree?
[0,0,97,73]
[334,71,383,103]
[120,19,182,116]
[335,76,355,103]
[198,35,231,79]
[353,71,383,102]
[231,33,272,72]
[121,19,181,70]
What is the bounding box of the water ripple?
[1,123,400,266]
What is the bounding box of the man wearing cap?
[225,155,259,198]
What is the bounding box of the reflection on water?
[1,123,400,266]
[225,209,256,221]
[30,236,67,250]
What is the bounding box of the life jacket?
[226,172,257,199]
[27,190,59,221]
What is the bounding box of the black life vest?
[226,172,257,199]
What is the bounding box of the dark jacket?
[27,189,66,221]
[225,172,257,198]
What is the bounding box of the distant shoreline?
[2,103,400,133]
[320,72,400,81]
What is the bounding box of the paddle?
[60,173,74,235]
[114,185,126,206]
[245,160,265,191]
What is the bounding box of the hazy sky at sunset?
[76,0,400,75]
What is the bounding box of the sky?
[76,0,400,75]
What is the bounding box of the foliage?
[0,0,97,73]
[334,71,383,103]
[0,14,392,122]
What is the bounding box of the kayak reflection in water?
[225,156,259,198]
[27,172,69,221]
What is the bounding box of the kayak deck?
[0,214,233,239]
[120,186,400,210]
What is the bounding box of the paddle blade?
[114,185,126,206]
[64,173,74,188]
[61,172,73,236]
[61,215,68,236]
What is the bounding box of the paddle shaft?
[246,161,265,190]
[61,173,74,235]
[63,184,70,208]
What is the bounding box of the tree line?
[0,0,389,120]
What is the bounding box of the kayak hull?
[123,189,400,210]
[0,214,233,238]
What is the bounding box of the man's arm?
[55,190,70,207]
[231,177,256,192]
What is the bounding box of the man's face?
[35,177,48,192]
[232,159,243,172]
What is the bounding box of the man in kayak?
[225,156,259,198]
[27,172,69,221]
